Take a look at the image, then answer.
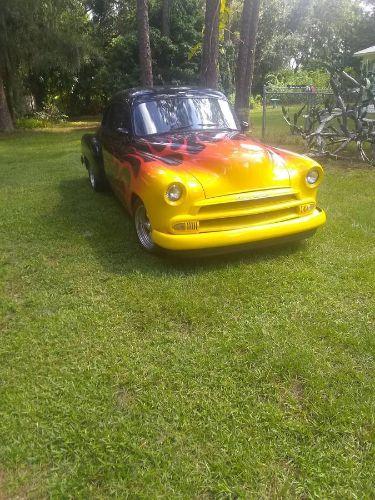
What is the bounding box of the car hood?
[132,130,291,198]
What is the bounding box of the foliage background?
[1,0,374,116]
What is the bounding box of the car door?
[100,102,132,199]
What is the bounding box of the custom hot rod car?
[81,87,326,254]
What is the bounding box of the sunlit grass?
[16,116,100,131]
[0,124,374,497]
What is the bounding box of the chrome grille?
[198,193,298,217]
[199,208,298,232]
[194,189,303,233]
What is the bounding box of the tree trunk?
[243,0,260,108]
[137,0,153,87]
[235,0,252,114]
[3,72,15,121]
[200,0,220,89]
[224,0,232,43]
[161,0,171,37]
[0,74,14,132]
[235,0,261,119]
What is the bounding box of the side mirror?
[116,127,130,135]
[241,120,249,132]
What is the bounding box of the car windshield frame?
[132,96,240,137]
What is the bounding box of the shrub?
[34,102,68,123]
[250,94,262,109]
[16,101,68,129]
[16,117,49,129]
[266,69,331,89]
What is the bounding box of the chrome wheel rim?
[135,204,154,250]
[89,168,95,189]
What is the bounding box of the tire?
[133,199,158,253]
[87,162,106,192]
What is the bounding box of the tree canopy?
[0,0,374,128]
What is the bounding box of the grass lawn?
[251,106,304,145]
[0,119,374,498]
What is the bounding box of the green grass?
[251,106,312,147]
[16,116,101,130]
[0,122,374,498]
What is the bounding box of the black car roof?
[111,87,227,105]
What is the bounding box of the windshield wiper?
[170,123,217,131]
[193,123,219,128]
[169,123,238,133]
[169,124,193,132]
[193,124,239,131]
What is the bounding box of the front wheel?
[133,200,158,253]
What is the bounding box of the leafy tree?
[266,68,331,89]
[1,0,373,127]
[286,0,374,71]
[162,0,171,37]
[69,0,202,113]
[0,0,90,131]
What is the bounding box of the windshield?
[133,97,239,136]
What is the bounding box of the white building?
[354,45,375,116]
[354,45,375,74]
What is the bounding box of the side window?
[104,103,131,132]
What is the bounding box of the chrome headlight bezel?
[165,182,185,204]
[305,166,322,187]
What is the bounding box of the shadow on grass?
[56,177,307,276]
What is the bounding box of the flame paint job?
[82,99,326,252]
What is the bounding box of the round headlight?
[166,183,183,202]
[306,168,320,185]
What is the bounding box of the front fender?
[270,146,324,200]
[132,164,205,233]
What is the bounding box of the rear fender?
[81,134,104,175]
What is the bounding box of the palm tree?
[235,0,261,118]
[137,0,153,87]
[200,0,220,88]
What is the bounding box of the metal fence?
[261,85,334,138]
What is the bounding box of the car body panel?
[153,209,326,250]
[81,87,326,252]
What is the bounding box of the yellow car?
[81,87,326,254]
